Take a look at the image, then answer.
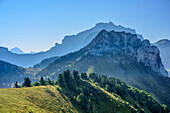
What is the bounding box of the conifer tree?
[22,77,31,87]
[47,78,51,85]
[57,74,65,87]
[63,70,70,86]
[40,76,46,85]
[73,70,79,80]
[13,81,20,88]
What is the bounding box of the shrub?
[32,82,40,86]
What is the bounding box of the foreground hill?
[0,85,131,113]
[0,70,168,113]
[38,30,170,107]
[0,22,143,67]
[0,86,79,113]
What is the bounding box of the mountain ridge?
[0,22,144,67]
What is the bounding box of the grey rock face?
[88,30,168,76]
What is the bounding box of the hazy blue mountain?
[38,30,170,107]
[0,46,52,67]
[0,22,144,67]
[10,47,24,54]
[47,22,143,57]
[154,39,170,76]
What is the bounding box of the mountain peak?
[94,22,116,28]
[155,39,170,46]
[10,47,24,54]
[86,30,167,76]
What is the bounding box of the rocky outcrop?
[88,30,168,76]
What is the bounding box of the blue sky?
[0,0,170,52]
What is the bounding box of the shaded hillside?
[33,56,59,69]
[38,30,170,107]
[0,60,25,88]
[0,60,40,88]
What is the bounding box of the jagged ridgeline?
[1,70,168,113]
[37,30,170,107]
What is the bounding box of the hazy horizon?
[0,0,170,53]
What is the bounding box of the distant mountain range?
[0,22,143,67]
[154,39,170,76]
[38,30,170,107]
[10,47,36,54]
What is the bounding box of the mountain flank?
[37,30,170,107]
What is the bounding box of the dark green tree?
[22,77,31,87]
[47,78,51,85]
[63,70,70,86]
[40,77,46,85]
[81,73,88,80]
[13,81,20,88]
[73,70,79,80]
[51,80,54,85]
[57,74,65,87]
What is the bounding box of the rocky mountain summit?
[87,30,167,76]
[51,22,143,56]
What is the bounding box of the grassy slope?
[0,86,78,113]
[0,84,131,113]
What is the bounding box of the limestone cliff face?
[87,30,168,76]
